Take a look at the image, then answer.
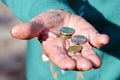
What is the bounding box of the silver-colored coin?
[71,35,87,45]
[59,27,75,35]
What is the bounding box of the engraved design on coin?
[71,35,87,45]
[59,27,75,35]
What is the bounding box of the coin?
[58,33,72,39]
[59,27,75,35]
[71,35,87,45]
[68,45,83,53]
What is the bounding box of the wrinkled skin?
[11,9,109,70]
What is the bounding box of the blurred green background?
[0,2,26,80]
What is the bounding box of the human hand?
[11,9,109,70]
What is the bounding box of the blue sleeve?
[2,0,75,22]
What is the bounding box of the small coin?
[59,27,75,35]
[71,35,87,45]
[58,33,72,39]
[68,45,83,53]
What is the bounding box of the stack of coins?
[68,35,87,53]
[58,27,87,53]
[58,27,75,39]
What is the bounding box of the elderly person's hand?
[11,9,109,70]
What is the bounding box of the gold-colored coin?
[58,33,72,39]
[68,45,83,53]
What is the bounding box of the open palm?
[11,9,109,70]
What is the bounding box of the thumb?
[11,21,44,40]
